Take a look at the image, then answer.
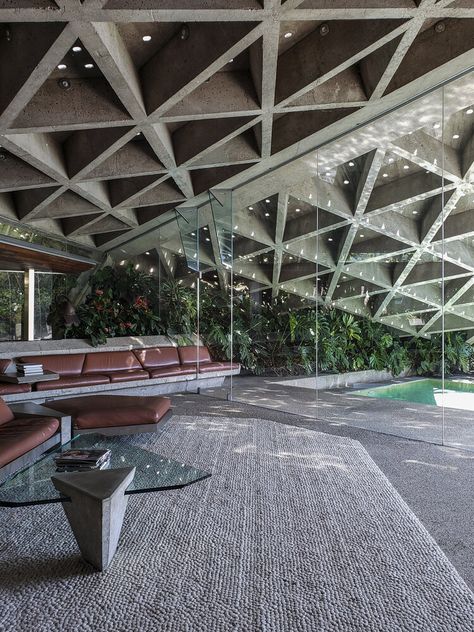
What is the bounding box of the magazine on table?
[54,448,111,466]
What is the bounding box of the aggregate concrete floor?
[204,375,474,451]
[172,389,474,592]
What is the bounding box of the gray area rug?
[0,416,473,632]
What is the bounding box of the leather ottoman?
[46,395,172,436]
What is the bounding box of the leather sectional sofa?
[0,397,62,482]
[0,345,239,397]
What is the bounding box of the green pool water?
[354,379,474,411]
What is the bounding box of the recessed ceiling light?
[284,32,293,39]
[348,161,354,167]
[412,211,418,215]
[328,237,333,242]
[343,179,349,185]
[205,237,210,242]
[203,226,208,231]
[467,108,474,115]
[84,63,94,69]
[145,251,150,255]
[403,165,409,170]
[325,171,331,176]
[248,206,253,210]
[382,173,388,178]
[265,212,270,217]
[142,35,152,42]
[452,134,460,139]
[360,234,364,238]
[72,46,82,53]
[191,232,196,236]
[265,199,270,203]
[388,157,394,164]
[433,122,441,129]
[229,58,234,63]
[295,208,301,212]
[57,63,67,70]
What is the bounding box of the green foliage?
[67,264,162,346]
[409,332,471,376]
[52,263,474,375]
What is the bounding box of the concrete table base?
[51,467,136,571]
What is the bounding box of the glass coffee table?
[0,434,210,571]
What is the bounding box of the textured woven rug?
[0,416,473,632]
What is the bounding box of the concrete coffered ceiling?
[133,69,474,338]
[0,0,474,254]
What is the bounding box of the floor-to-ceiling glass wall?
[211,70,474,451]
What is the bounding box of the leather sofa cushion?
[83,351,141,374]
[178,346,212,366]
[0,359,11,374]
[0,383,31,396]
[198,362,235,373]
[106,369,149,383]
[134,346,180,369]
[19,354,86,376]
[46,395,171,430]
[0,398,14,426]
[0,416,59,467]
[149,366,196,379]
[35,375,110,392]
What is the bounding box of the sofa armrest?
[9,403,72,445]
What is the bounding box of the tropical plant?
[67,264,162,346]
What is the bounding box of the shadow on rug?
[0,416,473,631]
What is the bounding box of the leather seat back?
[83,350,141,374]
[19,354,85,376]
[0,398,14,426]
[178,346,212,365]
[0,359,11,374]
[134,347,180,369]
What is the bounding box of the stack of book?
[54,448,111,472]
[16,362,44,376]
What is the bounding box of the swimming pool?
[353,378,474,411]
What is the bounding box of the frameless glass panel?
[440,72,474,451]
[197,190,234,401]
[0,272,23,342]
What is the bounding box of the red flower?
[95,289,104,296]
[124,322,132,329]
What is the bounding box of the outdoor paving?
[204,375,474,451]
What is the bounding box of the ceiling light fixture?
[343,179,349,184]
[57,63,66,70]
[403,165,409,170]
[382,173,388,178]
[453,133,460,139]
[319,23,329,36]
[84,63,93,69]
[142,35,152,42]
[179,24,190,40]
[58,78,71,90]
[72,46,82,52]
[295,208,301,213]
[265,199,270,203]
[284,32,293,39]
[348,161,354,167]
[467,108,473,115]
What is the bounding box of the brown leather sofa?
[0,360,31,397]
[0,397,61,482]
[0,345,239,397]
[46,394,172,436]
